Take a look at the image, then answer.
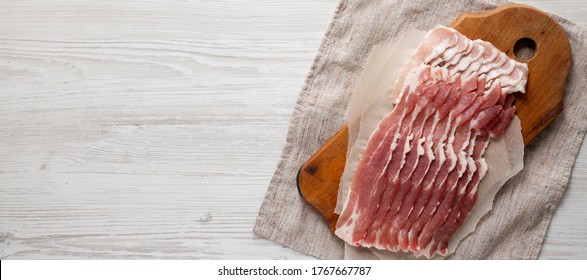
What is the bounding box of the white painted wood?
[0,0,584,259]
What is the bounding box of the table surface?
[1,0,586,260]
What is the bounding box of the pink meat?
[419,79,506,254]
[335,25,527,257]
[384,84,452,250]
[337,67,435,243]
[435,143,487,255]
[427,138,477,255]
[405,77,481,252]
[362,70,447,246]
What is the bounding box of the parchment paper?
[339,30,525,259]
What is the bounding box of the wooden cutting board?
[297,3,572,234]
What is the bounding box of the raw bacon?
[335,25,528,258]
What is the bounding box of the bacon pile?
[335,26,528,258]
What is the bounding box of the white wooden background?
[0,0,585,259]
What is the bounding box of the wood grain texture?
[298,126,348,234]
[297,3,572,236]
[0,0,585,259]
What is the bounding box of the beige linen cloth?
[254,0,587,259]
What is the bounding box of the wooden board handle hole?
[514,37,537,61]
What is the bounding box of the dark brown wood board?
[297,3,572,234]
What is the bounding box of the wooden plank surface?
[0,0,585,259]
[298,3,573,236]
